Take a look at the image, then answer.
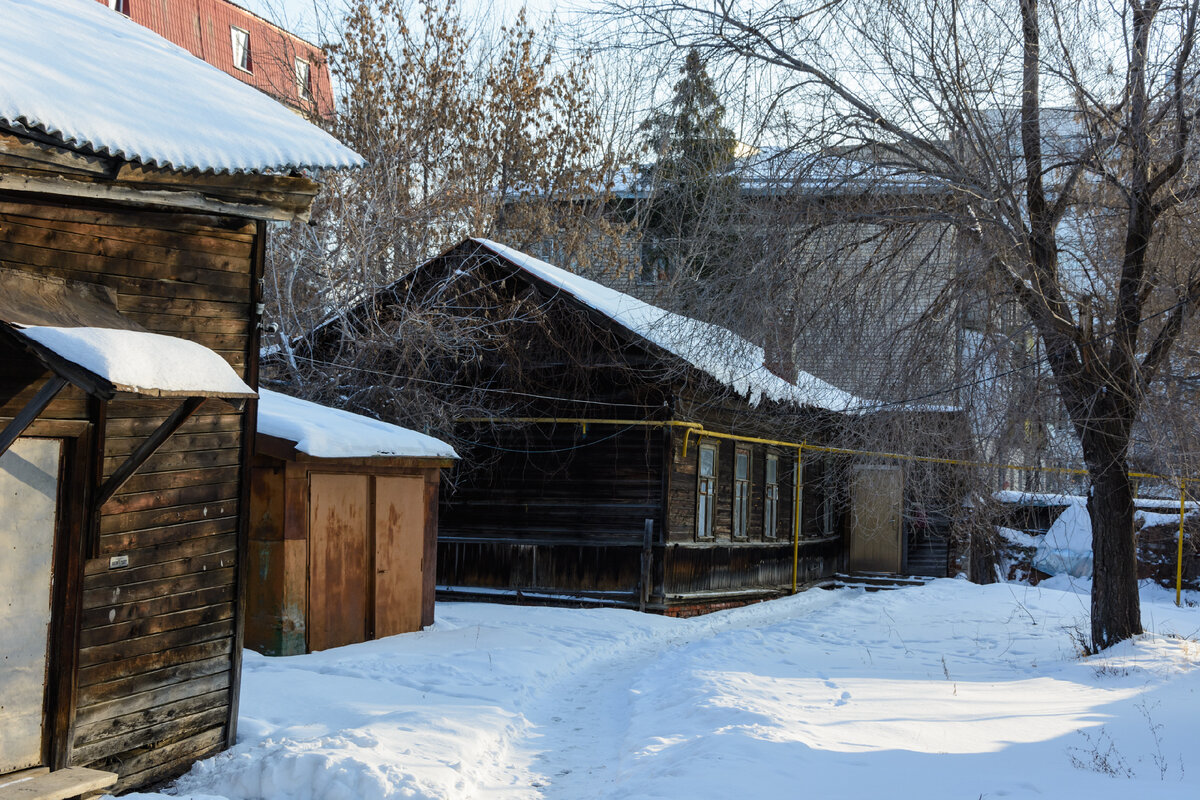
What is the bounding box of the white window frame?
[294,57,313,101]
[231,26,252,73]
[764,453,779,538]
[733,448,750,539]
[697,442,717,539]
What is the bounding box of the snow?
[1034,501,1094,578]
[0,0,363,174]
[473,239,865,412]
[995,490,1200,511]
[115,580,1200,800]
[18,325,253,397]
[996,524,1041,549]
[258,389,457,459]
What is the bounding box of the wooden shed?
[298,239,874,615]
[0,1,361,794]
[246,390,457,656]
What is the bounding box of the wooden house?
[246,389,457,656]
[299,239,878,616]
[0,0,361,794]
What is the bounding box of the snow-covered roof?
[258,389,458,460]
[611,146,943,200]
[0,0,363,174]
[471,239,865,412]
[15,325,254,398]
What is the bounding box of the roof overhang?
[0,269,254,401]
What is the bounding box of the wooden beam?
[0,174,306,223]
[0,375,68,458]
[94,396,205,509]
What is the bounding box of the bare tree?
[597,0,1200,649]
[263,0,628,431]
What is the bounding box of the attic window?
[231,26,252,73]
[107,0,129,16]
[295,58,312,101]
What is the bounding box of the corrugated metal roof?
[0,0,363,174]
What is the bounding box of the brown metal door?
[849,464,903,572]
[0,437,62,773]
[307,473,370,651]
[374,476,424,638]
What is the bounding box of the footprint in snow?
[835,691,851,706]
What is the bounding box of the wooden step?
[828,572,933,591]
[0,767,117,800]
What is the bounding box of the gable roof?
[0,0,362,174]
[470,240,866,412]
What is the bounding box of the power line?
[280,352,654,409]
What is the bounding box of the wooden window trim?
[696,442,717,540]
[733,447,750,539]
[764,452,779,539]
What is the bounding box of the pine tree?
[639,49,740,282]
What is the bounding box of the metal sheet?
[849,464,903,573]
[0,437,61,773]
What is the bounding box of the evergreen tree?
[639,49,740,282]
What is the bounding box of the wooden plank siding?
[0,195,257,791]
[438,424,665,601]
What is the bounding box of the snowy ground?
[122,578,1200,799]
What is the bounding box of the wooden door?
[374,476,425,637]
[849,464,903,573]
[0,437,62,774]
[307,473,370,652]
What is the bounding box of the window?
[231,26,252,72]
[697,443,717,538]
[764,453,779,538]
[107,0,129,16]
[295,58,313,101]
[733,448,750,538]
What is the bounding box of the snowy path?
[128,579,1200,800]
[506,593,842,798]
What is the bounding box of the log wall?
[0,194,258,791]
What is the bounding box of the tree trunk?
[1087,454,1142,651]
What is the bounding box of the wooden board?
[849,464,904,573]
[374,476,425,637]
[307,473,370,652]
[0,765,116,799]
[0,438,62,774]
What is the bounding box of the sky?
[240,0,568,44]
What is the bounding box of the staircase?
[828,571,934,592]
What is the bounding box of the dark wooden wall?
[0,194,257,791]
[661,426,843,600]
[439,423,666,600]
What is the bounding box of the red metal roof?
[95,0,334,119]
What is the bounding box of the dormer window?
[231,26,252,73]
[295,58,312,101]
